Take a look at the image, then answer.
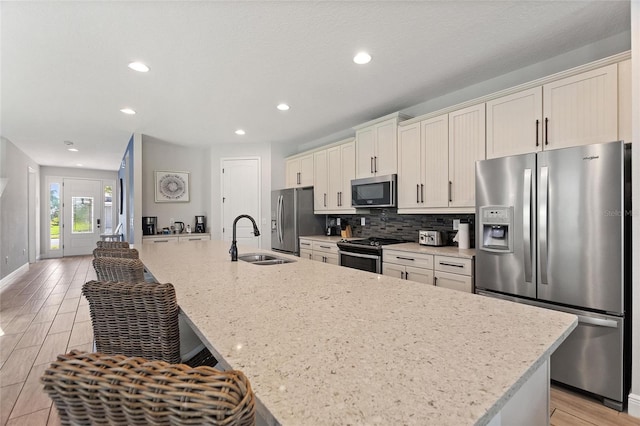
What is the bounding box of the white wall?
[0,138,40,280]
[629,2,639,419]
[209,142,273,248]
[141,135,210,234]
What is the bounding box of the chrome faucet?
[230,214,261,261]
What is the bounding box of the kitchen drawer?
[142,237,179,244]
[178,235,210,242]
[299,239,313,251]
[434,255,472,276]
[434,271,473,293]
[312,241,338,254]
[383,249,433,269]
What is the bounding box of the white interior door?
[63,178,103,256]
[221,158,261,249]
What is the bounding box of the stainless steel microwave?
[351,174,396,208]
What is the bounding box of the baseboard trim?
[0,263,29,288]
[629,393,640,418]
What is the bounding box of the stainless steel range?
[337,237,406,274]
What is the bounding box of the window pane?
[49,183,60,250]
[104,185,113,233]
[72,197,94,233]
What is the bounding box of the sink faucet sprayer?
[230,215,261,261]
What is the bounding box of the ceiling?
[1,1,631,171]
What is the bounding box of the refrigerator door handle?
[577,315,618,328]
[278,195,284,243]
[523,168,533,283]
[539,166,549,284]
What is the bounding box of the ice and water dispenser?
[479,206,513,253]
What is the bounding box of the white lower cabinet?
[312,241,339,265]
[299,238,339,265]
[382,250,434,285]
[143,234,211,244]
[384,249,474,293]
[433,255,473,293]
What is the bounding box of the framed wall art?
[155,171,190,202]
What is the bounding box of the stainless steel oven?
[337,237,406,274]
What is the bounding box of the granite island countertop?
[137,240,576,426]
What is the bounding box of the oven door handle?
[338,250,381,260]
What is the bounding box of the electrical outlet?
[23,249,26,255]
[453,219,460,230]
[361,217,366,226]
[336,218,341,226]
[5,256,8,264]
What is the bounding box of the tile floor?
[0,256,95,425]
[1,256,639,425]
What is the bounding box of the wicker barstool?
[82,280,217,367]
[93,247,139,259]
[92,257,145,283]
[96,241,130,249]
[41,350,255,426]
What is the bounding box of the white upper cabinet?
[355,114,408,179]
[617,59,631,144]
[543,63,618,150]
[286,153,314,188]
[486,63,619,159]
[313,150,328,211]
[448,103,486,209]
[486,87,543,159]
[313,139,356,213]
[397,114,449,212]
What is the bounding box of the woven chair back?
[92,257,145,283]
[82,280,181,363]
[96,241,130,249]
[93,248,139,259]
[41,350,256,426]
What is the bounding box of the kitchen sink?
[238,253,296,265]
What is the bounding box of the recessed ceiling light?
[128,62,149,72]
[277,103,290,111]
[68,148,79,152]
[120,108,136,115]
[353,52,372,65]
[235,129,246,135]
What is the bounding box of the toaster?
[419,230,444,246]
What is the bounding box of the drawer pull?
[153,240,169,243]
[301,242,311,246]
[440,262,464,268]
[319,245,331,249]
[187,238,201,241]
[396,256,415,262]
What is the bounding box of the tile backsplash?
[328,210,475,247]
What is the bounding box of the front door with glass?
[62,179,103,256]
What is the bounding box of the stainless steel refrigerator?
[475,141,630,410]
[271,187,325,256]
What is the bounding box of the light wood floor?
[1,256,639,425]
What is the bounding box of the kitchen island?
[138,240,577,425]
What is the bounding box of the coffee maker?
[195,216,206,233]
[142,216,157,235]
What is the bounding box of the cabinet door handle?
[416,184,420,203]
[448,181,452,203]
[420,184,424,203]
[535,119,540,147]
[297,172,301,185]
[337,192,340,207]
[434,277,438,286]
[544,117,549,146]
[400,271,405,279]
[374,156,378,173]
[339,191,342,206]
[370,157,374,174]
[405,271,409,280]
[324,193,327,207]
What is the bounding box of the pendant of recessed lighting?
[64,140,78,152]
[353,52,372,65]
[277,103,290,111]
[128,62,150,73]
